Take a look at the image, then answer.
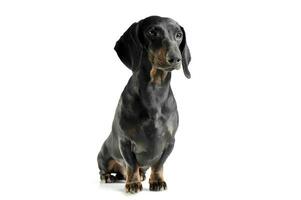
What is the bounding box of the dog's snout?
[166,54,181,65]
[165,41,182,66]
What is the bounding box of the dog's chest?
[149,107,177,136]
[132,108,177,152]
[132,113,174,165]
[139,85,178,137]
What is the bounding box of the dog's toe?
[100,174,117,183]
[149,181,167,191]
[125,182,142,193]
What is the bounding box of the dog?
[97,16,191,193]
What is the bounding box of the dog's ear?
[179,26,191,79]
[114,22,142,71]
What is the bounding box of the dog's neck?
[136,64,171,89]
[130,64,172,109]
[149,67,169,85]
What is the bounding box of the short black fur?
[97,16,191,193]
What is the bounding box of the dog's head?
[114,16,191,79]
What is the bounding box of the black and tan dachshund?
[97,16,191,193]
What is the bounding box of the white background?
[0,0,300,199]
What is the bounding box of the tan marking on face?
[148,47,168,67]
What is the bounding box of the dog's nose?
[166,55,181,65]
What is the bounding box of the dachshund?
[97,15,191,193]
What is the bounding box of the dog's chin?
[155,64,181,72]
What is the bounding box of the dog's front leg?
[149,140,175,191]
[120,140,142,193]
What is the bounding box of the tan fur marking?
[126,165,141,183]
[150,66,168,85]
[148,48,168,66]
[154,48,167,66]
[149,167,164,183]
[107,159,126,177]
[148,47,169,85]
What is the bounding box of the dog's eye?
[148,29,159,37]
[175,32,183,40]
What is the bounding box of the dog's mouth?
[155,63,181,72]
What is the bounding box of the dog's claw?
[149,181,167,191]
[125,182,142,193]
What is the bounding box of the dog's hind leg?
[97,142,126,183]
[97,144,110,181]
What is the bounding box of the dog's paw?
[100,173,125,183]
[125,182,142,193]
[101,174,115,183]
[149,181,167,191]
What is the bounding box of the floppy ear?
[114,22,143,71]
[179,26,191,79]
